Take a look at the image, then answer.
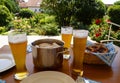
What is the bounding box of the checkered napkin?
[27,44,32,53]
[86,41,117,66]
[76,76,101,83]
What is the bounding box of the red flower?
[95,19,101,25]
[106,19,111,22]
[95,33,101,37]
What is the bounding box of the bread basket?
[83,41,117,65]
[84,52,105,64]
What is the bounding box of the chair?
[100,21,120,43]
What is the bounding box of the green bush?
[114,0,120,5]
[38,14,59,35]
[41,23,59,36]
[30,13,60,35]
[19,9,34,18]
[0,26,7,34]
[113,30,120,46]
[89,17,120,47]
[0,0,20,13]
[89,17,109,42]
[107,5,120,31]
[11,13,59,36]
[0,5,12,26]
[31,13,45,24]
[12,18,32,35]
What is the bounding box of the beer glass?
[72,30,88,76]
[8,32,28,80]
[61,26,73,59]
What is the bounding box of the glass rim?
[61,26,73,28]
[73,29,89,37]
[73,29,89,33]
[73,29,89,32]
[8,31,26,36]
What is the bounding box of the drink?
[72,30,88,76]
[62,34,72,48]
[8,32,28,80]
[61,26,73,59]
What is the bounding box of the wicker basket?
[83,40,116,65]
[83,52,105,64]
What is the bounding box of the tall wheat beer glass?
[8,32,28,80]
[61,26,73,59]
[72,30,88,76]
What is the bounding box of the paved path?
[0,35,93,48]
[0,35,61,48]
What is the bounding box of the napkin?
[76,76,101,83]
[0,79,6,83]
[27,44,32,53]
[86,41,117,66]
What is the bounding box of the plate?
[0,54,15,73]
[21,71,76,83]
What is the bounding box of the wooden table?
[0,45,120,83]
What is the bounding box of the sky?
[102,0,119,4]
[24,0,28,2]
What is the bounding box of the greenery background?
[0,0,120,46]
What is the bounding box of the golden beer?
[62,34,72,48]
[8,32,28,80]
[72,30,88,76]
[61,26,73,59]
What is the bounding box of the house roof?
[19,2,27,8]
[19,0,42,8]
[27,0,42,7]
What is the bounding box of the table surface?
[0,45,120,83]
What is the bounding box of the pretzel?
[98,45,108,53]
[86,43,108,53]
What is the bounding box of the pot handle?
[56,47,69,57]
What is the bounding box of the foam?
[61,27,73,34]
[8,34,27,43]
[73,30,88,38]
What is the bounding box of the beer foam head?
[73,30,89,38]
[8,33,27,43]
[61,26,73,34]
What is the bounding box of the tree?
[41,0,75,27]
[73,0,106,25]
[0,0,20,13]
[107,5,120,31]
[0,5,12,26]
[41,0,106,28]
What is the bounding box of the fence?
[100,21,120,43]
